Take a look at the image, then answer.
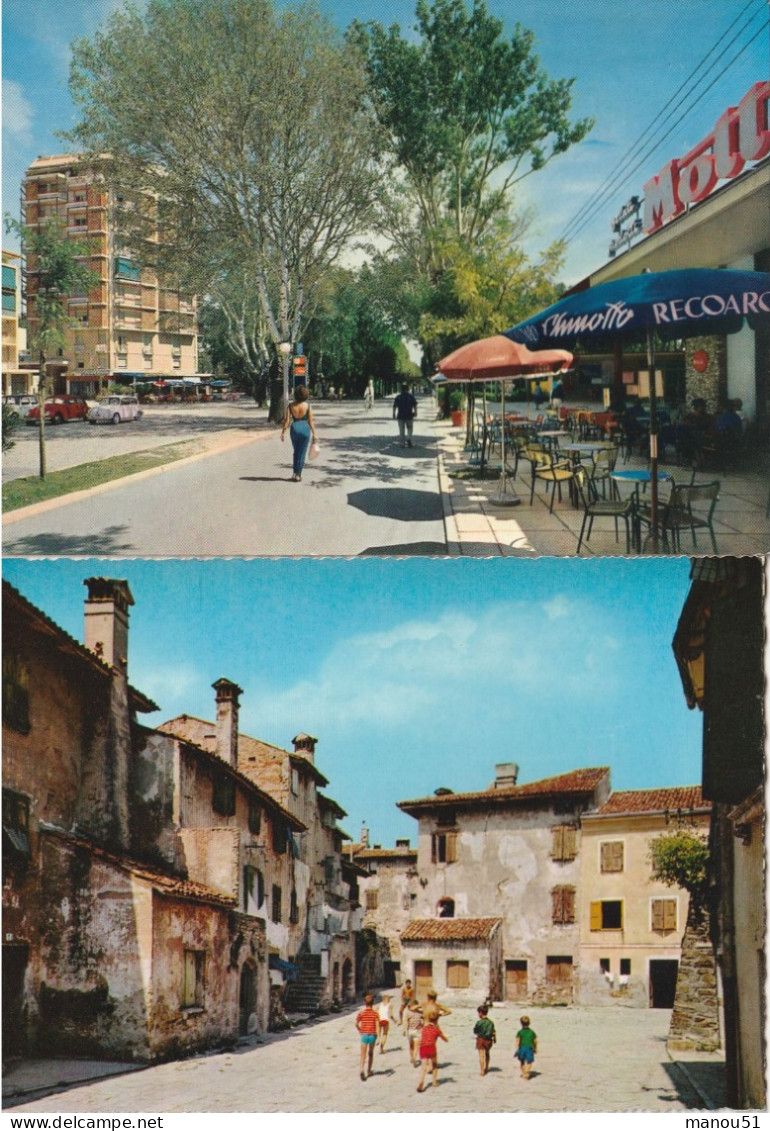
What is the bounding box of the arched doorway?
[239,961,258,1035]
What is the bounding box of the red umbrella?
[438,336,573,381]
[438,336,573,506]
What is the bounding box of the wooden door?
[414,960,433,997]
[505,959,528,1000]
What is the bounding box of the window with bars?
[600,841,624,873]
[431,831,458,864]
[551,885,576,924]
[446,960,469,989]
[365,890,379,911]
[551,825,577,861]
[651,898,677,933]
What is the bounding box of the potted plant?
[449,389,467,428]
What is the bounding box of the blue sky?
[3,0,768,284]
[3,556,703,847]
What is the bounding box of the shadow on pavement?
[663,1060,727,1109]
[2,526,133,557]
[359,542,448,556]
[348,487,444,523]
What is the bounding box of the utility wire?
[558,0,768,247]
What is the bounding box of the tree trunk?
[37,356,47,479]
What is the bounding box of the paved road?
[4,1004,721,1113]
[3,401,448,557]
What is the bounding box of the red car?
[26,395,90,425]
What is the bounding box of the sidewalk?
[433,416,770,557]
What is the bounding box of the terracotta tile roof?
[401,918,502,942]
[354,847,418,861]
[3,579,158,713]
[44,827,237,909]
[595,787,709,816]
[398,767,610,814]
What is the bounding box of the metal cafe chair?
[572,465,638,554]
[638,480,721,554]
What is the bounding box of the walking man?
[393,383,417,447]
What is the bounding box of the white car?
[3,394,38,419]
[88,395,143,425]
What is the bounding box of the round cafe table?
[610,469,673,487]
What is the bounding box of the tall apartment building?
[2,250,34,395]
[22,155,199,396]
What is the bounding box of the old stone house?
[579,787,710,1009]
[2,578,309,1061]
[157,720,359,1013]
[348,834,419,987]
[673,556,765,1109]
[395,763,612,1004]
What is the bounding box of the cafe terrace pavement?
[3,398,769,558]
[3,1004,726,1113]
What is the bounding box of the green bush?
[449,389,466,411]
[2,403,22,451]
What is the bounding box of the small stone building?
[400,918,503,1003]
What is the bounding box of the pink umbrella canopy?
[438,335,573,380]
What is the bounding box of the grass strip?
[3,439,206,512]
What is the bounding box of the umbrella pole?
[481,383,488,475]
[489,377,521,506]
[647,328,660,553]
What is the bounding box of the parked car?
[88,394,143,425]
[26,395,90,425]
[3,394,38,419]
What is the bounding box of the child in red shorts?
[416,1018,448,1092]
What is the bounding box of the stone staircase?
[283,953,327,1014]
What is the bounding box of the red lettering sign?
[644,82,770,234]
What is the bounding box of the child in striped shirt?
[355,993,380,1081]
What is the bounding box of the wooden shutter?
[564,887,576,924]
[552,887,564,923]
[663,900,677,930]
[590,900,602,930]
[600,841,624,872]
[446,831,458,863]
[552,825,565,860]
[552,825,577,861]
[446,960,469,988]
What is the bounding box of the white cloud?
[3,79,34,141]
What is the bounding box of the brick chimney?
[494,763,519,789]
[292,733,318,763]
[80,578,135,850]
[213,678,242,767]
[84,577,133,674]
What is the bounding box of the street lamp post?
[277,340,292,412]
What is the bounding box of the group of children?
[355,980,538,1091]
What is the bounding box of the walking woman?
[281,385,317,481]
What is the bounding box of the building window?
[600,841,624,873]
[651,898,678,933]
[551,824,577,861]
[599,958,610,974]
[243,866,264,915]
[248,799,261,835]
[182,950,205,1009]
[446,960,469,989]
[431,831,458,864]
[620,958,631,976]
[2,789,30,858]
[437,897,455,918]
[272,820,287,854]
[551,885,576,924]
[290,768,300,796]
[546,955,573,986]
[272,884,282,924]
[2,653,30,734]
[590,900,623,930]
[365,890,379,911]
[289,889,299,924]
[212,773,235,817]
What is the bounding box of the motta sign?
[644,81,770,234]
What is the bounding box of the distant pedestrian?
[377,993,394,1053]
[515,1014,537,1079]
[280,385,317,482]
[473,1004,496,1076]
[364,381,374,410]
[416,1017,448,1092]
[405,1002,424,1066]
[533,384,546,411]
[393,382,417,447]
[400,979,415,1030]
[355,993,380,1081]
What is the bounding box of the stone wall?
[685,336,727,413]
[667,906,720,1052]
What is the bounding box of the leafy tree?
[4,216,98,478]
[67,0,383,421]
[350,0,593,365]
[199,273,272,404]
[650,828,710,914]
